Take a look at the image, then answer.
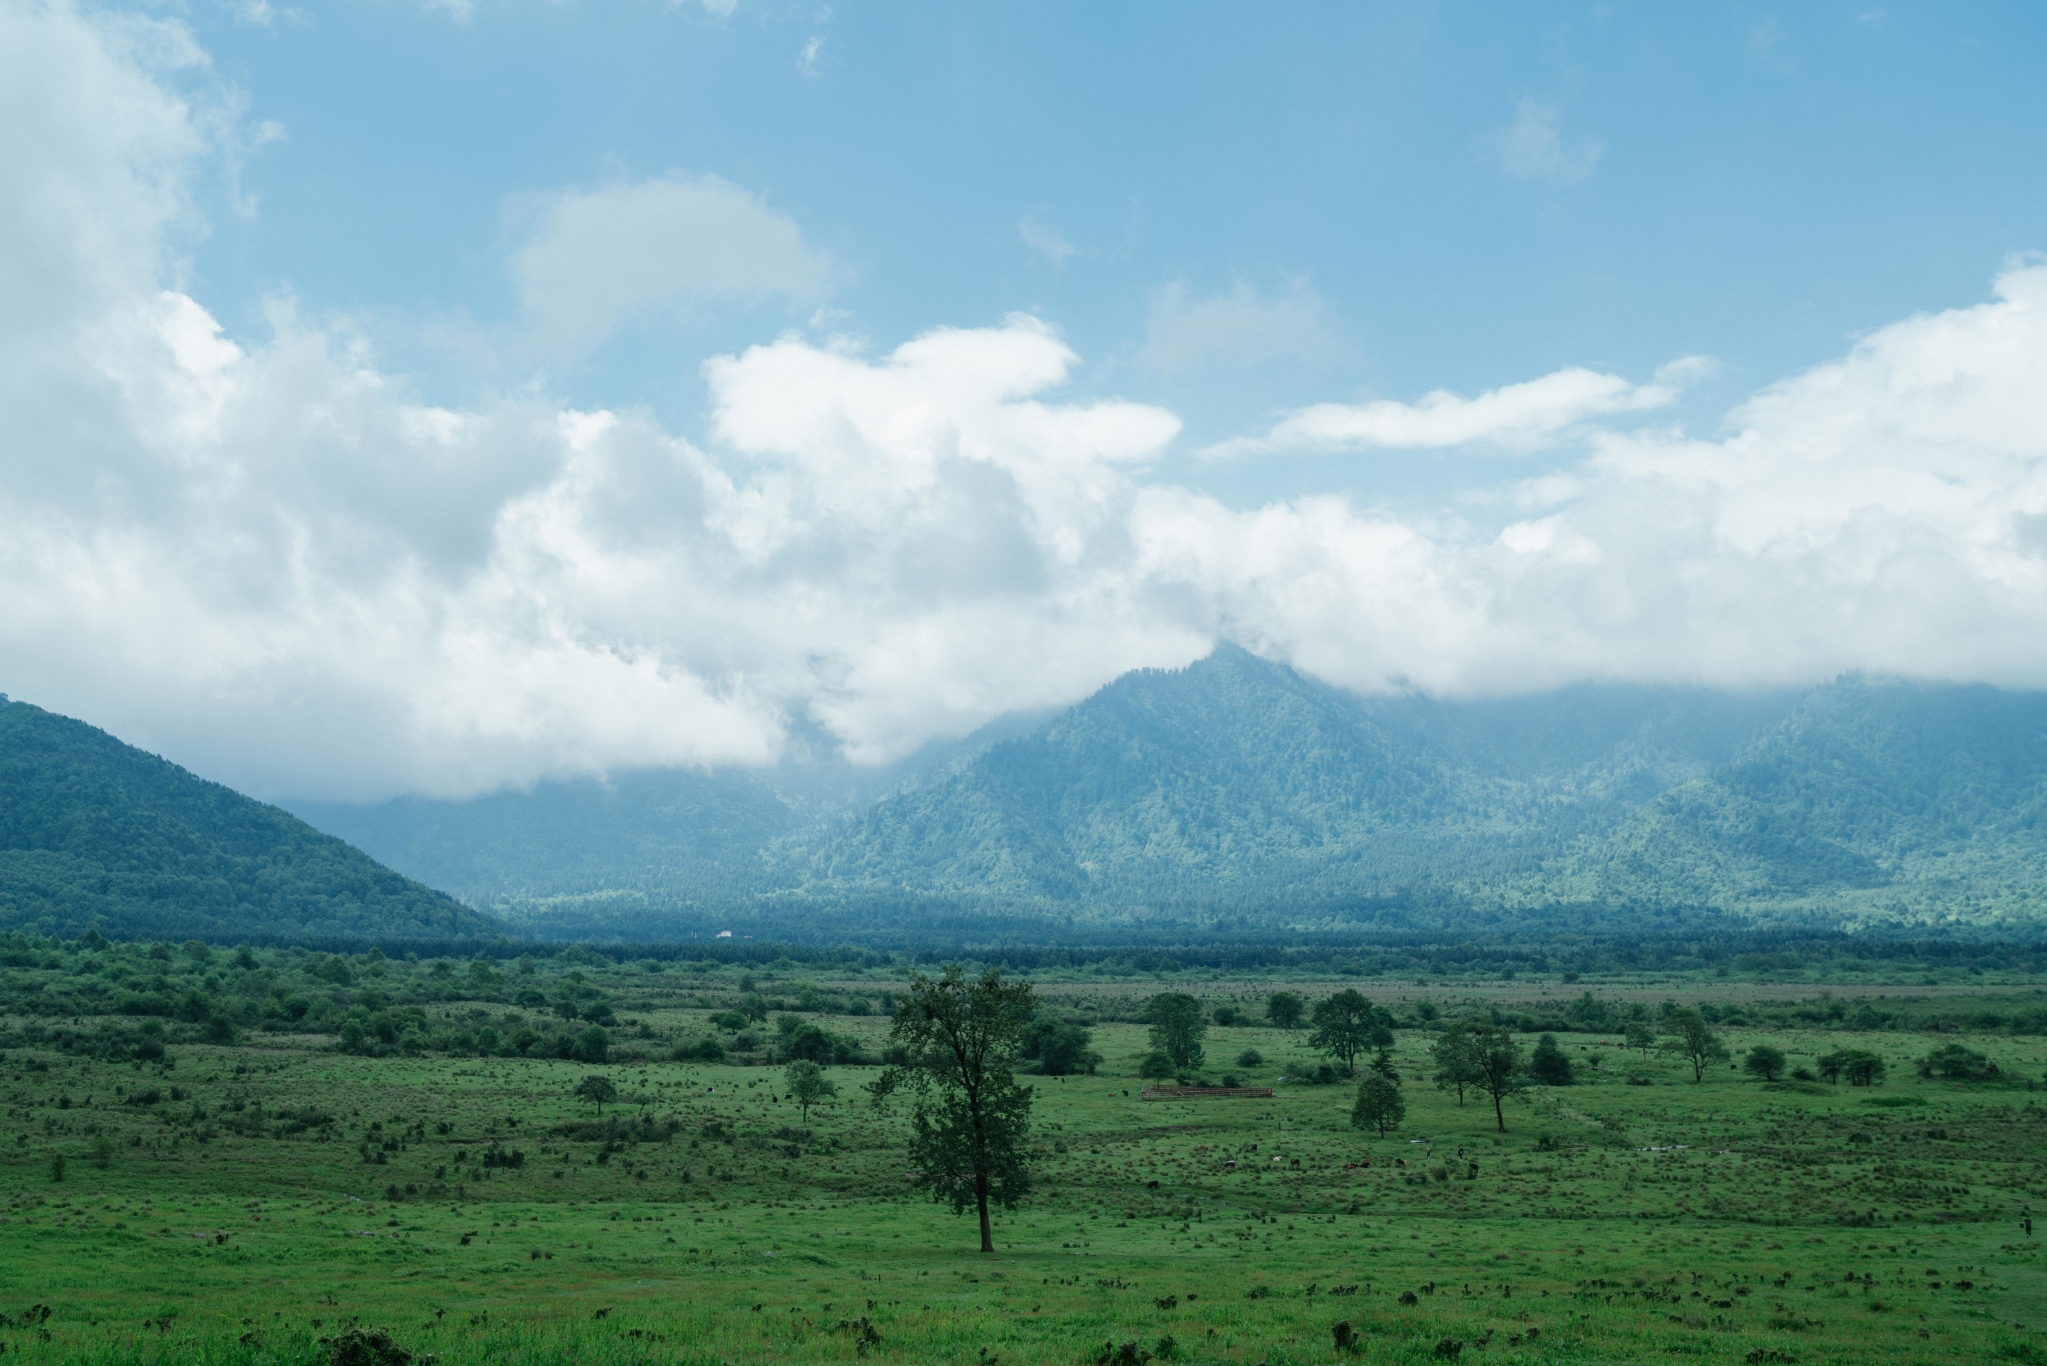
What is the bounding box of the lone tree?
[1623,1021,1658,1056]
[784,1058,837,1122]
[1743,1044,1788,1083]
[1351,1074,1406,1137]
[574,1074,617,1114]
[1660,1009,1731,1082]
[1266,991,1306,1030]
[1468,1025,1526,1133]
[869,965,1036,1254]
[1431,1021,1482,1106]
[1528,1033,1576,1086]
[1145,993,1208,1073]
[1309,990,1388,1076]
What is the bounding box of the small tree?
[1842,1049,1887,1087]
[1528,1033,1575,1086]
[785,1059,837,1122]
[1266,992,1306,1030]
[1367,1047,1399,1082]
[1743,1044,1788,1083]
[1350,1074,1406,1137]
[1469,1025,1525,1133]
[574,1074,618,1113]
[1660,1009,1730,1083]
[1431,1022,1481,1106]
[1145,993,1207,1072]
[1138,1051,1177,1080]
[1623,1021,1657,1055]
[1308,990,1383,1076]
[868,965,1036,1254]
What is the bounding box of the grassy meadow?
[4,947,2047,1364]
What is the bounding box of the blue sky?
[185,2,2047,509]
[6,0,2047,801]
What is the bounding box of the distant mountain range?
[289,647,2047,939]
[0,695,491,943]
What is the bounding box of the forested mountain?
[0,697,493,943]
[292,647,2047,937]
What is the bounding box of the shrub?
[1917,1043,2000,1081]
[573,1027,610,1064]
[1138,1051,1177,1080]
[322,1327,414,1366]
[1235,1048,1263,1068]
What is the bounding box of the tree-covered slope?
[1574,677,2047,922]
[0,696,494,942]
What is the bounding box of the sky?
[3,0,2047,803]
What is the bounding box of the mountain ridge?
[290,649,2047,938]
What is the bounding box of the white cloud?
[796,35,823,76]
[1214,356,1709,457]
[1018,212,1079,269]
[11,3,2047,806]
[1143,278,1342,376]
[508,172,829,354]
[1488,98,1602,185]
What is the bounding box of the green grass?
[6,973,2047,1365]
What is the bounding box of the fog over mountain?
[293,648,2047,940]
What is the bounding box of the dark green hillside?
[0,696,494,942]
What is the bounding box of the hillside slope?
[0,696,494,942]
[1574,677,2047,923]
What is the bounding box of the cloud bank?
[5,1,2047,805]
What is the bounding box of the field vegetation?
[5,933,2047,1364]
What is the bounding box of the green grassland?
[5,943,2047,1365]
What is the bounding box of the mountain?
[805,647,1807,911]
[1575,677,2047,924]
[289,648,2047,937]
[0,695,494,943]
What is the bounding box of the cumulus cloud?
[1143,278,1342,376]
[508,172,829,354]
[9,2,2047,806]
[1213,356,1711,457]
[1488,98,1602,185]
